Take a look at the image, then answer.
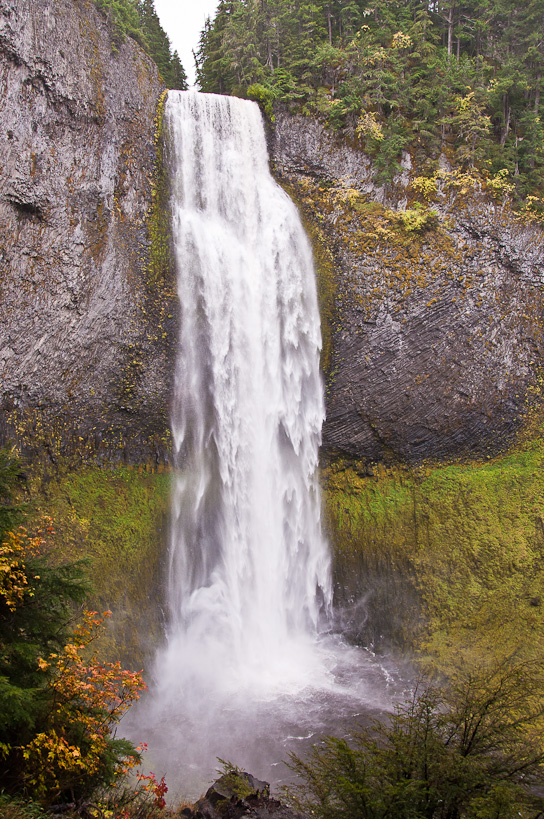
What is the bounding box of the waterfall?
[162,90,332,698]
[129,92,398,798]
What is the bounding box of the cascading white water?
[126,91,400,800]
[162,90,332,697]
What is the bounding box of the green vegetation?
[28,463,171,668]
[324,428,544,662]
[0,445,185,819]
[288,654,544,818]
[91,0,188,89]
[148,89,172,287]
[0,449,27,542]
[215,761,268,801]
[196,0,544,198]
[0,793,48,819]
[0,450,179,815]
[0,522,89,787]
[0,451,144,806]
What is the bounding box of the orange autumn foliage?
[21,610,146,801]
[0,519,53,612]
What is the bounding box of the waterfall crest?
[162,90,332,698]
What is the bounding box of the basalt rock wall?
[271,112,544,465]
[0,0,176,466]
[2,8,544,475]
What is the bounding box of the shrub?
[395,203,439,233]
[21,611,145,803]
[288,654,544,819]
[0,793,48,819]
[246,84,276,121]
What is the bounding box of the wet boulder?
[193,769,306,819]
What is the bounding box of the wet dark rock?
[192,771,306,819]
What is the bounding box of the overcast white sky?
[153,0,219,87]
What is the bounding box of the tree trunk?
[501,95,510,147]
[447,5,454,56]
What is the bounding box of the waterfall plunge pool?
[124,633,408,802]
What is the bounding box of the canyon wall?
[0,0,176,466]
[2,0,543,472]
[271,111,544,464]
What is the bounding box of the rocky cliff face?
[2,9,543,473]
[0,0,176,465]
[271,112,544,464]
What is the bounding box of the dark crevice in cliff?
[6,194,46,220]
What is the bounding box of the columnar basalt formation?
[271,111,544,464]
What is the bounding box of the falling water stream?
[126,91,404,801]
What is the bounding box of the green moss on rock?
[148,89,171,289]
[28,465,171,669]
[324,433,544,667]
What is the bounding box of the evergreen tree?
[194,0,544,198]
[170,50,189,90]
[288,656,544,819]
[90,0,189,89]
[0,449,26,542]
[137,0,169,79]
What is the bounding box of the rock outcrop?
[0,0,176,465]
[271,112,544,464]
[2,7,543,472]
[191,770,306,819]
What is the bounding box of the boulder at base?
[192,770,306,819]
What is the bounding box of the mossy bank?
[324,426,544,666]
[27,463,171,669]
